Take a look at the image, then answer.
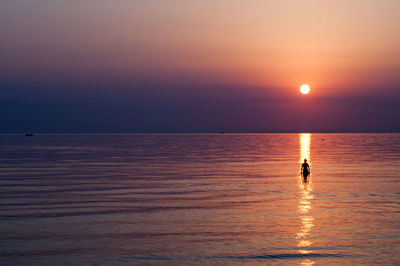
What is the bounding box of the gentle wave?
[1,134,400,265]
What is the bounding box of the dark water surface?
[1,134,400,265]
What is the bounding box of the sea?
[1,133,400,265]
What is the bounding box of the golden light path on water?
[300,134,310,163]
[298,133,315,265]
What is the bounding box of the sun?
[300,84,310,95]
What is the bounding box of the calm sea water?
[1,133,400,265]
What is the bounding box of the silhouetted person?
[301,159,310,179]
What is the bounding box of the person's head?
[304,159,307,163]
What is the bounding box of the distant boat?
[25,133,34,137]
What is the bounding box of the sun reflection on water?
[300,259,316,266]
[297,133,314,264]
[300,133,310,163]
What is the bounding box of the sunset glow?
[2,1,400,265]
[1,1,400,132]
[300,84,311,95]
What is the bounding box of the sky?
[1,0,400,133]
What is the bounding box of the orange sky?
[119,0,400,96]
[1,0,400,132]
[2,0,400,97]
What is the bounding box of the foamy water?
[1,133,400,265]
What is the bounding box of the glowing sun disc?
[300,84,310,95]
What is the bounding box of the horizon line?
[2,131,400,135]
